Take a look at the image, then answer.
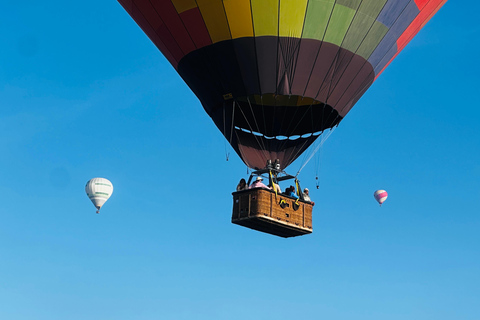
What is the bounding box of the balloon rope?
[229,100,236,145]
[279,0,336,160]
[286,137,314,171]
[279,0,338,148]
[246,97,270,159]
[273,0,331,164]
[296,127,336,177]
[236,102,270,162]
[223,104,229,161]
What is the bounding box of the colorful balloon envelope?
[374,189,388,206]
[118,0,447,170]
[85,178,114,213]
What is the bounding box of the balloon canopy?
[374,189,388,205]
[118,0,447,169]
[85,178,114,213]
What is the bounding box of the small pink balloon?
[374,190,388,206]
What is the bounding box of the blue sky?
[0,1,478,319]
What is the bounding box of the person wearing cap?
[302,188,315,205]
[249,176,270,190]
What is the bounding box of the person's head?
[304,188,309,195]
[239,178,246,186]
[255,176,263,182]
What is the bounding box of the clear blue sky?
[0,1,478,319]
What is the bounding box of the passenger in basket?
[286,186,298,199]
[236,178,248,191]
[302,188,315,206]
[269,181,281,194]
[249,176,270,190]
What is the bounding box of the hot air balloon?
[117,0,446,236]
[85,178,114,213]
[118,0,447,170]
[374,189,388,206]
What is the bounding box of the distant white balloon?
[374,190,388,206]
[85,178,113,213]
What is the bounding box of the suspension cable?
[223,104,230,161]
[295,127,336,177]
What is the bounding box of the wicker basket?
[232,188,313,238]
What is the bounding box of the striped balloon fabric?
[118,0,447,170]
[374,190,388,206]
[85,178,114,213]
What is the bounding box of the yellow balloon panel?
[196,0,231,43]
[279,0,309,38]
[251,0,278,37]
[224,0,254,38]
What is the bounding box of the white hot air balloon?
[374,190,388,206]
[85,178,113,213]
